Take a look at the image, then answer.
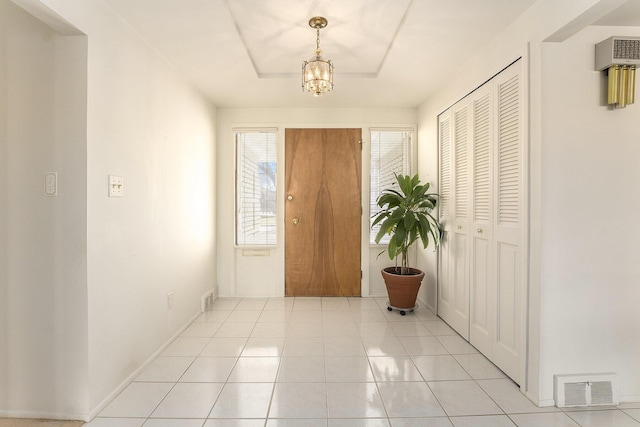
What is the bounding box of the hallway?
[85,297,640,426]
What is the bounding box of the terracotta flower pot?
[381,267,425,310]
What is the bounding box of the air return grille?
[613,39,640,61]
[595,36,640,70]
[555,374,618,407]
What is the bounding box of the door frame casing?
[222,119,418,299]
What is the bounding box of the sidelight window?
[235,129,277,246]
[369,129,413,244]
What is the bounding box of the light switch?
[45,172,57,196]
[108,175,124,197]
[167,292,174,309]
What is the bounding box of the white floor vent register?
[200,290,215,312]
[555,373,618,407]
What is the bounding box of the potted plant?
[372,173,441,315]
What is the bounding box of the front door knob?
[292,218,299,225]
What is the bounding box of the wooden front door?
[285,128,361,296]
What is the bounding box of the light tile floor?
[85,297,640,427]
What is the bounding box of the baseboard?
[619,394,640,404]
[0,409,86,422]
[537,398,557,407]
[367,292,387,298]
[530,393,640,408]
[416,296,437,315]
[527,393,638,408]
[87,309,203,421]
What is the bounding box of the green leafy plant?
[372,173,441,275]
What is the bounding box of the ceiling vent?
[555,373,618,407]
[595,36,640,71]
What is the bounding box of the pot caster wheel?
[387,307,392,312]
[400,310,406,316]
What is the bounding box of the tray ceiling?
[101,0,638,108]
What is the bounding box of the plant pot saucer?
[386,301,417,316]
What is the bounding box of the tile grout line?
[199,299,244,425]
[95,296,617,426]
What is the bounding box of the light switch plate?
[108,175,124,197]
[45,172,57,196]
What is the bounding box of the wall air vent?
[596,37,639,108]
[595,36,640,71]
[555,373,618,407]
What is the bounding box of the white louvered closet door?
[491,64,524,383]
[438,100,472,339]
[437,112,455,332]
[438,60,525,386]
[469,84,495,357]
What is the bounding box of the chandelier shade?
[302,16,333,96]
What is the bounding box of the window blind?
[370,129,413,244]
[235,130,277,246]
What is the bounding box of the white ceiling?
[102,0,639,109]
[593,0,640,26]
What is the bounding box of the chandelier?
[302,16,334,96]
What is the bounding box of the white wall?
[5,0,218,419]
[216,108,416,299]
[539,25,640,404]
[84,10,217,413]
[417,0,640,406]
[0,1,88,418]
